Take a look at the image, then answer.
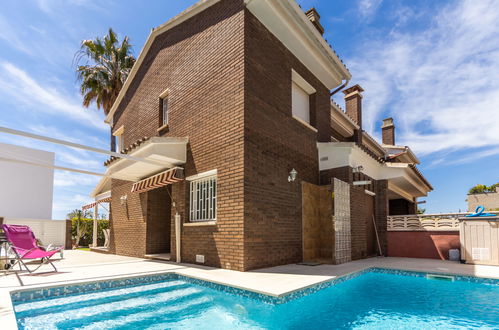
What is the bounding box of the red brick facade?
[107,0,393,271]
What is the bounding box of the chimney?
[343,84,364,128]
[305,8,325,35]
[381,118,395,145]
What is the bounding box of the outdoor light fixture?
[288,168,297,182]
[352,165,364,173]
[120,194,128,205]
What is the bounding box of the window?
[189,172,217,222]
[161,97,168,126]
[159,89,170,128]
[113,126,124,152]
[292,82,310,123]
[291,69,316,126]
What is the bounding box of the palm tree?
[75,28,136,115]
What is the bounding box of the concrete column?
[175,212,181,263]
[92,204,98,247]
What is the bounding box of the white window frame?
[291,69,317,131]
[187,170,217,222]
[159,89,170,127]
[113,125,125,152]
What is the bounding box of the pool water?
[14,271,499,329]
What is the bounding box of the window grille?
[189,175,217,222]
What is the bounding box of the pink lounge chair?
[2,224,62,273]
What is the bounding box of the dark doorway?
[145,186,171,254]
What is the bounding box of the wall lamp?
[288,168,297,182]
[352,165,364,173]
[120,194,128,205]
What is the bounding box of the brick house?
[90,0,432,271]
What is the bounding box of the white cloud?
[358,0,383,19]
[52,192,92,218]
[54,171,100,187]
[0,62,107,131]
[0,14,34,55]
[348,0,499,156]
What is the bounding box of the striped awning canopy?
[82,196,112,210]
[131,167,184,194]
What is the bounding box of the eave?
[331,101,358,138]
[383,144,420,164]
[318,142,432,201]
[105,137,188,181]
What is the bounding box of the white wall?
[3,218,66,246]
[0,143,54,219]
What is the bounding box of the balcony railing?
[387,212,499,231]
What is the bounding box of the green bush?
[468,183,499,194]
[70,218,109,247]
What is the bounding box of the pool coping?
[2,264,499,329]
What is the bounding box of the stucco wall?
[0,143,54,219]
[387,231,460,260]
[467,192,499,211]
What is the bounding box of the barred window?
[189,175,217,222]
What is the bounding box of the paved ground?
[1,250,498,329]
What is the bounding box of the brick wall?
[242,10,332,270]
[110,0,246,269]
[109,179,147,257]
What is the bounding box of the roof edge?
[105,0,222,124]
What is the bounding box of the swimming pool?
[11,269,499,329]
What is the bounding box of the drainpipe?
[330,79,350,97]
[92,204,98,248]
[175,212,181,263]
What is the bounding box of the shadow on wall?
[387,231,460,260]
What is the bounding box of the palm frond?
[75,28,136,115]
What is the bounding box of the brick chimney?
[305,8,325,35]
[343,84,364,128]
[381,118,395,145]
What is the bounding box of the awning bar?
[0,126,164,167]
[0,156,106,177]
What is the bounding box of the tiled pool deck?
[1,250,498,329]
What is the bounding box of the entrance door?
[145,186,171,255]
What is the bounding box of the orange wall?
[387,231,460,260]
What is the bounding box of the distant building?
[0,143,54,219]
[467,189,499,211]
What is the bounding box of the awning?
[131,167,184,194]
[82,196,112,210]
[105,137,188,181]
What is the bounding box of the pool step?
[15,280,188,315]
[16,281,208,329]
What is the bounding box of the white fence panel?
[3,218,66,246]
[387,212,499,231]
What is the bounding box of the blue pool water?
[13,271,499,329]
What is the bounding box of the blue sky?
[0,0,497,219]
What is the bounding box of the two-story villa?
[89,0,432,271]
